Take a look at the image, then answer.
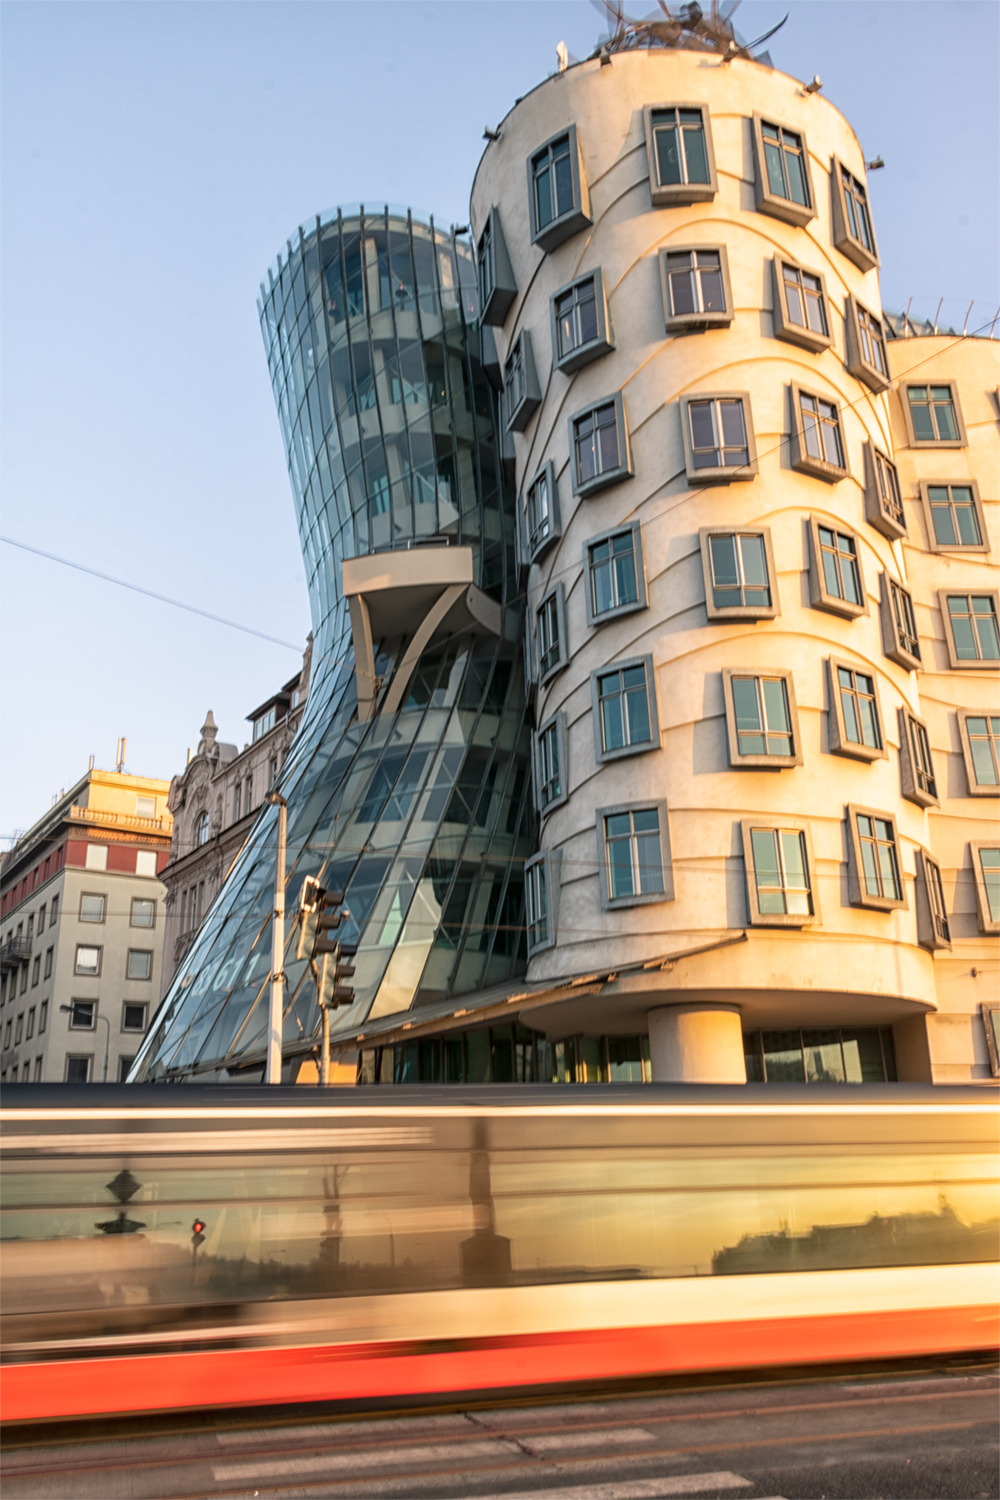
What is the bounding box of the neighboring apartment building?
[159,640,312,997]
[131,22,998,1088]
[0,770,172,1083]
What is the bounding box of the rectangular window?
[682,393,758,481]
[659,246,732,330]
[904,383,965,446]
[525,462,560,562]
[476,206,517,326]
[528,126,590,251]
[773,259,830,350]
[122,1002,148,1033]
[551,270,613,370]
[14,1014,23,1043]
[603,808,665,903]
[849,807,905,909]
[118,1056,136,1083]
[65,1055,92,1084]
[902,712,938,805]
[26,1006,35,1039]
[809,519,865,619]
[845,296,889,391]
[570,394,631,496]
[536,585,566,681]
[725,671,801,766]
[39,1000,47,1033]
[972,843,1000,934]
[3,1020,11,1047]
[131,897,155,928]
[916,850,950,950]
[245,774,252,812]
[792,387,847,480]
[478,212,494,307]
[880,576,921,669]
[942,593,1000,667]
[43,946,53,979]
[74,945,101,977]
[833,161,878,270]
[830,663,883,760]
[233,782,242,821]
[644,104,716,203]
[922,481,986,552]
[79,893,105,924]
[959,712,1000,794]
[49,897,58,927]
[33,1056,42,1082]
[525,856,550,950]
[268,756,278,789]
[702,530,775,618]
[863,445,905,538]
[135,795,156,818]
[749,827,814,918]
[535,716,564,812]
[126,949,153,981]
[761,120,810,204]
[586,525,644,623]
[592,657,658,762]
[31,956,39,988]
[68,1000,96,1030]
[503,329,540,432]
[38,904,45,931]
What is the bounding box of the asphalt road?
[2,1366,997,1500]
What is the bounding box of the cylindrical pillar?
[647,1004,746,1083]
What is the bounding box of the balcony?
[0,938,32,972]
[66,806,171,834]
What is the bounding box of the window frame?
[533,711,568,817]
[914,848,951,952]
[503,327,542,433]
[919,479,988,554]
[831,157,879,271]
[699,526,779,622]
[897,707,940,809]
[770,256,832,353]
[658,244,733,332]
[643,102,718,206]
[193,810,211,847]
[524,849,558,955]
[596,800,673,911]
[862,443,906,540]
[126,948,154,983]
[122,1001,148,1034]
[751,114,816,227]
[900,380,968,449]
[130,897,156,929]
[73,944,102,978]
[522,460,561,566]
[65,1054,93,1083]
[981,1002,1000,1078]
[527,124,592,253]
[680,390,758,484]
[550,268,614,373]
[722,668,804,769]
[970,841,1000,935]
[536,582,568,687]
[78,892,106,925]
[590,654,660,765]
[939,590,1000,670]
[958,709,1000,797]
[827,658,887,763]
[808,517,868,620]
[846,804,908,912]
[476,205,517,327]
[844,294,890,392]
[741,818,821,928]
[790,382,850,483]
[583,520,648,628]
[569,391,633,498]
[68,999,97,1031]
[879,574,922,672]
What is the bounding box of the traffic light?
[295,876,325,961]
[314,890,348,955]
[191,1218,206,1249]
[317,943,357,1010]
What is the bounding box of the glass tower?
[132,208,534,1082]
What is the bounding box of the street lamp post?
[60,1004,110,1082]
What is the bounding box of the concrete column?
[647,1004,746,1083]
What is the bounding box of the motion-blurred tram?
[1,1084,997,1422]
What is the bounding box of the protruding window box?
[921,480,988,553]
[584,521,647,628]
[596,801,673,911]
[700,527,779,622]
[914,849,951,951]
[479,324,503,393]
[900,380,967,448]
[879,574,922,672]
[898,708,940,809]
[522,461,561,566]
[844,295,890,392]
[536,582,568,687]
[570,392,633,497]
[503,329,541,433]
[527,125,592,253]
[970,842,1000,935]
[863,443,906,540]
[722,669,803,769]
[660,246,733,332]
[525,849,560,955]
[681,392,758,483]
[771,257,832,353]
[831,158,879,272]
[476,206,518,327]
[845,804,907,912]
[808,517,867,620]
[958,710,1000,797]
[790,384,849,483]
[827,659,887,763]
[533,711,567,817]
[643,103,717,205]
[741,819,820,928]
[550,269,613,373]
[590,655,659,765]
[751,114,816,227]
[940,591,1000,670]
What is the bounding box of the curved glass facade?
[132,208,534,1082]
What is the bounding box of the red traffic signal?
[191,1218,207,1248]
[192,1219,205,1235]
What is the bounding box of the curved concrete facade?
[470,51,999,1080]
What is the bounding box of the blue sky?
[2,0,997,839]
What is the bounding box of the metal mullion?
[427,215,464,547]
[452,223,489,586]
[358,205,395,546]
[338,206,375,554]
[315,213,357,552]
[474,688,533,977]
[384,205,419,542]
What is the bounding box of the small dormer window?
[253,707,277,741]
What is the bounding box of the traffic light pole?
[266,792,287,1085]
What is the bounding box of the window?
[19,965,27,995]
[65,1055,92,1084]
[126,949,153,982]
[832,160,878,270]
[570,393,632,497]
[958,711,1000,796]
[847,806,906,910]
[476,205,517,326]
[742,821,819,927]
[845,296,889,391]
[38,904,45,931]
[827,661,885,762]
[921,481,987,553]
[26,915,33,943]
[43,946,53,979]
[131,897,156,928]
[808,519,866,619]
[915,849,950,951]
[745,1026,897,1084]
[700,528,778,621]
[643,103,717,204]
[879,575,921,671]
[534,714,566,814]
[981,1004,1000,1078]
[26,1007,35,1039]
[551,269,613,371]
[863,444,906,540]
[585,523,646,626]
[79,892,106,924]
[33,1057,42,1082]
[122,1002,148,1033]
[770,258,831,352]
[245,775,253,813]
[681,393,757,482]
[528,126,591,252]
[194,810,211,847]
[253,706,276,741]
[897,709,939,808]
[135,795,156,818]
[752,115,815,225]
[136,850,158,878]
[74,945,101,977]
[723,671,802,768]
[591,656,659,763]
[659,246,733,331]
[68,1000,96,1029]
[902,382,966,448]
[3,1020,11,1048]
[268,756,278,789]
[971,843,1000,934]
[233,782,242,822]
[941,592,1000,668]
[523,462,561,565]
[118,1056,136,1083]
[598,804,671,909]
[536,584,567,683]
[85,844,108,872]
[525,852,554,952]
[503,329,541,433]
[49,897,58,927]
[39,1001,47,1033]
[13,1014,21,1044]
[30,956,39,988]
[791,385,848,482]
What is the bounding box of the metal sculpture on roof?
[590,0,787,63]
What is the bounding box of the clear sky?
[2,0,997,841]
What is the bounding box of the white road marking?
[213,1438,513,1482]
[519,1426,656,1451]
[414,1476,755,1499]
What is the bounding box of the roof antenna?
[803,74,823,93]
[933,298,944,336]
[963,301,974,336]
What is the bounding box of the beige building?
[0,770,172,1083]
